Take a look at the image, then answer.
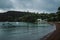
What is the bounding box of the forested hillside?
[0,7,60,22]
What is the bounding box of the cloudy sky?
[0,0,60,13]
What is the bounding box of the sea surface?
[0,22,56,40]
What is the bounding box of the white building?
[36,19,47,24]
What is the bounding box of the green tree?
[58,7,60,11]
[56,7,60,21]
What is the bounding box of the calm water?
[0,22,56,40]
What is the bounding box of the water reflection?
[0,22,56,40]
[0,29,12,40]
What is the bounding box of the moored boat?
[2,22,16,28]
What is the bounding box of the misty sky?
[0,0,60,13]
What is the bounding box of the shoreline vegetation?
[0,7,60,23]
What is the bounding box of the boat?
[2,22,16,28]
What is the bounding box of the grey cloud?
[14,0,60,12]
[0,0,60,13]
[0,0,13,9]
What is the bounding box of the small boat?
[16,22,19,25]
[2,22,16,28]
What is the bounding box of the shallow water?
[0,22,56,40]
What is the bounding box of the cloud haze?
[0,0,60,13]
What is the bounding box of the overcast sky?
[0,0,60,13]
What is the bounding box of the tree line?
[0,7,60,23]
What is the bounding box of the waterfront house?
[36,19,47,24]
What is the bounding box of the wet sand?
[41,22,60,40]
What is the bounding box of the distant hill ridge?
[0,9,59,22]
[0,11,27,21]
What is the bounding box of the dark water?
[0,22,56,40]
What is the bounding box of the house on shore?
[36,19,47,24]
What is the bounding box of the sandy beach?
[41,22,60,40]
